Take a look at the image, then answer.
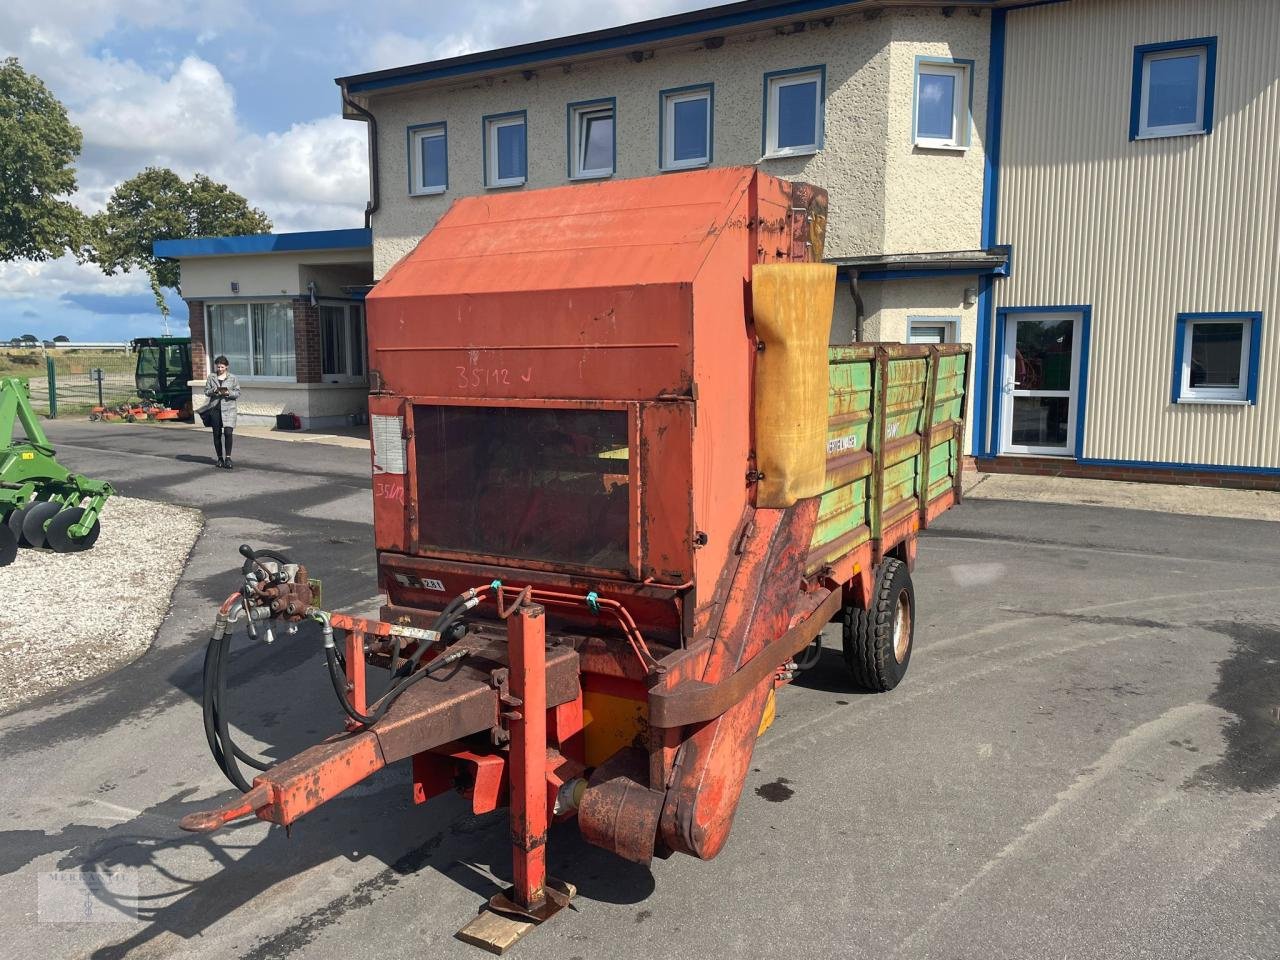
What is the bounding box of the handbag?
[196,398,220,427]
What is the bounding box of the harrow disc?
[8,503,35,547]
[21,501,63,550]
[45,508,101,554]
[0,524,15,567]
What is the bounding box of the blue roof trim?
[153,229,371,259]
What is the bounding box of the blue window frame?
[1172,312,1261,405]
[763,66,825,157]
[483,111,527,188]
[567,97,616,180]
[407,122,447,196]
[659,84,713,171]
[1130,37,1217,140]
[913,57,974,149]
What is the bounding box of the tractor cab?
[132,337,193,417]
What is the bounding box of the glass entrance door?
[999,312,1082,456]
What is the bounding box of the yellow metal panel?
[582,689,648,768]
[752,263,838,506]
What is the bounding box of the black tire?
[45,507,101,553]
[22,500,63,550]
[842,558,915,692]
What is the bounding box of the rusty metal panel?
[639,401,695,584]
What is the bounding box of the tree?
[87,167,272,315]
[53,334,70,343]
[0,57,85,261]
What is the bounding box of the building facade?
[978,0,1279,487]
[155,229,374,429]
[336,0,1279,487]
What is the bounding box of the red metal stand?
[507,602,548,909]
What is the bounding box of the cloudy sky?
[0,0,704,340]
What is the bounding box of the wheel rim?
[892,588,912,663]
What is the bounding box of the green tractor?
[132,336,193,419]
[0,378,113,566]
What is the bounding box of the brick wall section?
[186,299,207,376]
[967,455,1280,492]
[293,300,322,384]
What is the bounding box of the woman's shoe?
[215,458,225,468]
[223,458,233,470]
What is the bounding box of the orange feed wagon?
[184,167,969,948]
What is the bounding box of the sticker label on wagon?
[827,434,861,454]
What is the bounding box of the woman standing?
[204,355,241,469]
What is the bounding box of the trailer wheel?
[842,558,914,692]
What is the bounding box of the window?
[568,99,615,179]
[320,303,366,381]
[763,67,824,158]
[1173,312,1261,404]
[408,123,447,195]
[206,302,295,379]
[660,85,712,170]
[908,317,958,344]
[1131,38,1217,140]
[484,112,527,188]
[914,59,972,149]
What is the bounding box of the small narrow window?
[908,317,958,344]
[1173,312,1261,404]
[763,67,824,158]
[484,112,527,188]
[914,60,970,149]
[660,85,712,170]
[408,123,447,196]
[568,99,615,179]
[1131,38,1216,140]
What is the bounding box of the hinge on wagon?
[745,469,765,485]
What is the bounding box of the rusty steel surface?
[659,498,821,860]
[578,747,665,865]
[648,587,842,728]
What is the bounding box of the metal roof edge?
[336,0,1011,96]
[153,229,373,259]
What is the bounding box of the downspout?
[846,270,865,343]
[339,82,380,230]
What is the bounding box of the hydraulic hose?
[202,601,275,792]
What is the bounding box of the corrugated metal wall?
[995,0,1280,468]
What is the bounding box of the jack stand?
[456,602,576,953]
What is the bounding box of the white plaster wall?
[882,8,989,252]
[359,7,990,278]
[180,249,370,300]
[229,382,369,428]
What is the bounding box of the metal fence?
[0,348,137,417]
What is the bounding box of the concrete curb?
[964,470,1280,523]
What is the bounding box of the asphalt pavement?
[0,420,1277,960]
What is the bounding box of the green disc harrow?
[0,377,114,567]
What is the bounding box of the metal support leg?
[473,600,574,940]
[508,602,547,909]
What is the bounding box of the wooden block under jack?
[455,880,577,955]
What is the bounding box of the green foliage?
[88,167,272,309]
[0,57,85,261]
